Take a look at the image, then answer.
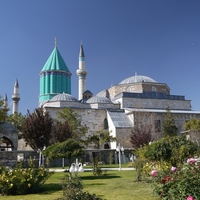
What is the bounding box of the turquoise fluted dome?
[39,47,72,103]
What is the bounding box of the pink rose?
[151,169,157,176]
[187,158,196,164]
[186,196,194,200]
[171,166,177,172]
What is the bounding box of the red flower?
[161,179,166,184]
[165,176,170,181]
[161,176,171,184]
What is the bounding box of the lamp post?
[69,158,84,176]
[116,143,124,171]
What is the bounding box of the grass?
[0,169,158,200]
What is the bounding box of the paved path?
[50,167,135,172]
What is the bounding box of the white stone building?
[39,42,200,150]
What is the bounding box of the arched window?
[104,118,108,130]
[0,137,14,151]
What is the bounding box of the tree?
[22,108,54,150]
[43,139,85,165]
[0,97,9,122]
[130,124,153,149]
[87,130,116,149]
[50,120,73,144]
[86,130,116,175]
[163,108,178,137]
[184,118,200,131]
[56,108,87,141]
[7,112,25,132]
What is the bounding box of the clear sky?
[1,0,200,115]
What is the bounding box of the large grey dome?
[50,93,78,102]
[119,75,157,84]
[86,96,112,104]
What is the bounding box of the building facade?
[40,42,200,150]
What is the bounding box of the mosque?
[1,40,200,151]
[38,41,200,150]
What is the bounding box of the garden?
[0,166,156,200]
[1,106,200,199]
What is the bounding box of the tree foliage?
[87,130,116,149]
[21,107,88,150]
[130,124,153,149]
[56,107,87,141]
[0,98,9,122]
[136,135,199,166]
[50,120,73,144]
[22,108,54,150]
[184,118,200,131]
[43,139,85,164]
[7,112,25,132]
[163,108,178,137]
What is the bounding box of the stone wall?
[121,97,191,110]
[107,83,170,99]
[0,151,38,167]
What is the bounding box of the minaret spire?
[12,79,20,114]
[76,41,87,100]
[54,37,57,48]
[3,93,8,108]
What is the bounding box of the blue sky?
[1,0,200,114]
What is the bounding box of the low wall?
[0,149,134,168]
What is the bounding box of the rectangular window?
[154,120,161,132]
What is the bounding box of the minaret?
[3,94,8,108]
[76,41,87,100]
[12,80,20,114]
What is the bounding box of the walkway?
[50,167,135,172]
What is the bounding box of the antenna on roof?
[54,37,57,47]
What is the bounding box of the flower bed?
[151,158,200,200]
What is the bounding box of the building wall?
[115,127,133,149]
[120,97,191,110]
[107,83,170,99]
[45,107,108,149]
[127,110,200,141]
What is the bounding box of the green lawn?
[0,170,158,200]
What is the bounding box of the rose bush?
[0,160,53,195]
[151,158,200,200]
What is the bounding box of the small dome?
[119,75,157,84]
[83,90,92,94]
[50,93,78,102]
[96,90,106,97]
[86,96,112,104]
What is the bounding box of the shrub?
[136,135,199,166]
[0,160,53,195]
[142,161,170,176]
[92,157,102,176]
[133,158,147,182]
[59,174,103,200]
[151,158,200,200]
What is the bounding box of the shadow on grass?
[81,175,121,180]
[86,182,106,186]
[39,183,62,194]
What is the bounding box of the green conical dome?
[39,47,72,104]
[41,47,70,72]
